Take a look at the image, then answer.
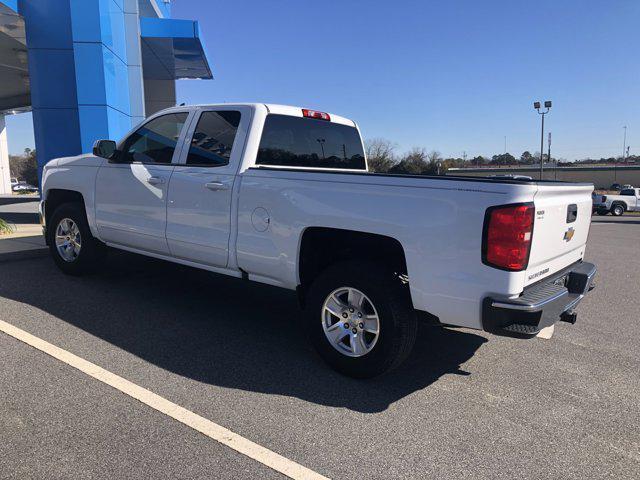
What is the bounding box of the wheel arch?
[44,189,87,228]
[297,227,408,302]
[611,201,627,213]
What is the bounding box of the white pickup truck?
[40,104,597,377]
[593,187,640,216]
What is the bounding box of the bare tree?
[426,150,442,164]
[365,138,397,173]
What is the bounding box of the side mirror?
[92,139,117,159]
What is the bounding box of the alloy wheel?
[321,287,380,357]
[55,218,82,262]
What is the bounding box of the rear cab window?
[256,114,366,170]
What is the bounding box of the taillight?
[601,195,607,202]
[302,109,331,121]
[482,203,535,271]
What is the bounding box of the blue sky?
[6,0,639,160]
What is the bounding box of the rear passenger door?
[166,106,252,267]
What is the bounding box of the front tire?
[305,261,417,378]
[47,202,105,275]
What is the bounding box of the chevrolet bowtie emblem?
[563,227,575,242]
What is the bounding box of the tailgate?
[524,184,594,286]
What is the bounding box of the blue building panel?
[70,0,127,64]
[73,43,107,106]
[101,45,131,115]
[106,104,134,140]
[32,107,82,176]
[111,0,124,12]
[28,49,79,109]
[77,104,132,152]
[11,0,212,186]
[140,17,198,38]
[99,0,127,63]
[77,105,109,152]
[2,0,18,12]
[69,0,102,43]
[19,0,75,49]
[74,43,134,116]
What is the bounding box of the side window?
[119,112,189,164]
[186,111,241,166]
[620,189,634,196]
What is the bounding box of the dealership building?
[0,0,212,193]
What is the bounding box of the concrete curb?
[0,195,40,206]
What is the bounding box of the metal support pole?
[539,113,545,180]
[548,132,554,180]
[0,115,12,195]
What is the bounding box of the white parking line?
[0,320,329,480]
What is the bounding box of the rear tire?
[304,261,417,378]
[611,204,625,216]
[47,202,105,275]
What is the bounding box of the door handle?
[147,176,164,186]
[205,181,229,191]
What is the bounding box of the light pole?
[534,101,552,179]
[548,132,555,179]
[622,126,627,163]
[316,138,326,159]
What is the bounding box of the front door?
[166,107,250,267]
[95,111,190,254]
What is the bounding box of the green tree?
[490,153,516,165]
[471,155,486,166]
[9,149,38,186]
[520,151,533,164]
[389,147,430,175]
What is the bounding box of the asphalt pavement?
[0,215,638,479]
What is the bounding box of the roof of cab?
[182,103,357,127]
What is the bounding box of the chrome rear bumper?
[483,261,596,336]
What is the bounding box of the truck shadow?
[0,251,487,413]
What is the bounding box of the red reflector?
[483,204,535,271]
[302,109,331,121]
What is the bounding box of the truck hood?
[46,153,101,168]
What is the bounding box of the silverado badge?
[563,227,575,242]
